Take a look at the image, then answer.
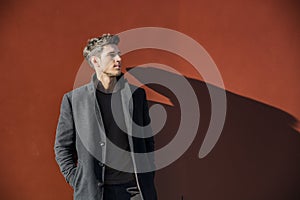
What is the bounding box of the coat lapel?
[72,72,135,163]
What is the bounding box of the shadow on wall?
[128,67,300,200]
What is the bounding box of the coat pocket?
[72,162,83,190]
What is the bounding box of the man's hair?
[83,33,120,68]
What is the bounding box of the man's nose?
[114,54,121,62]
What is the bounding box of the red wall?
[1,0,299,199]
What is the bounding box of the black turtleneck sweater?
[96,84,135,185]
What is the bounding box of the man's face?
[96,44,122,77]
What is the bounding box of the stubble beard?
[103,70,121,77]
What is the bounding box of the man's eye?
[109,52,121,57]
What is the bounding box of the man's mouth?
[114,65,121,70]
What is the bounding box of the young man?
[54,34,157,200]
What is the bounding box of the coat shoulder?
[129,84,146,97]
[63,83,92,99]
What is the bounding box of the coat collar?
[87,71,133,134]
[87,72,127,93]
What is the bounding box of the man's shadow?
[127,67,300,200]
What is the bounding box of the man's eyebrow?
[107,51,121,54]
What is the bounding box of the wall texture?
[0,0,299,199]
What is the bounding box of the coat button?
[98,162,104,167]
[99,142,105,146]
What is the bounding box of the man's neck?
[96,72,118,93]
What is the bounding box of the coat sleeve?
[54,93,77,187]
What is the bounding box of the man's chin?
[104,71,122,77]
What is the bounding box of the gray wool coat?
[54,73,157,200]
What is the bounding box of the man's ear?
[90,56,101,68]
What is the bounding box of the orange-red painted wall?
[1,0,299,199]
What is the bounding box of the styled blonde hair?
[83,33,120,68]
